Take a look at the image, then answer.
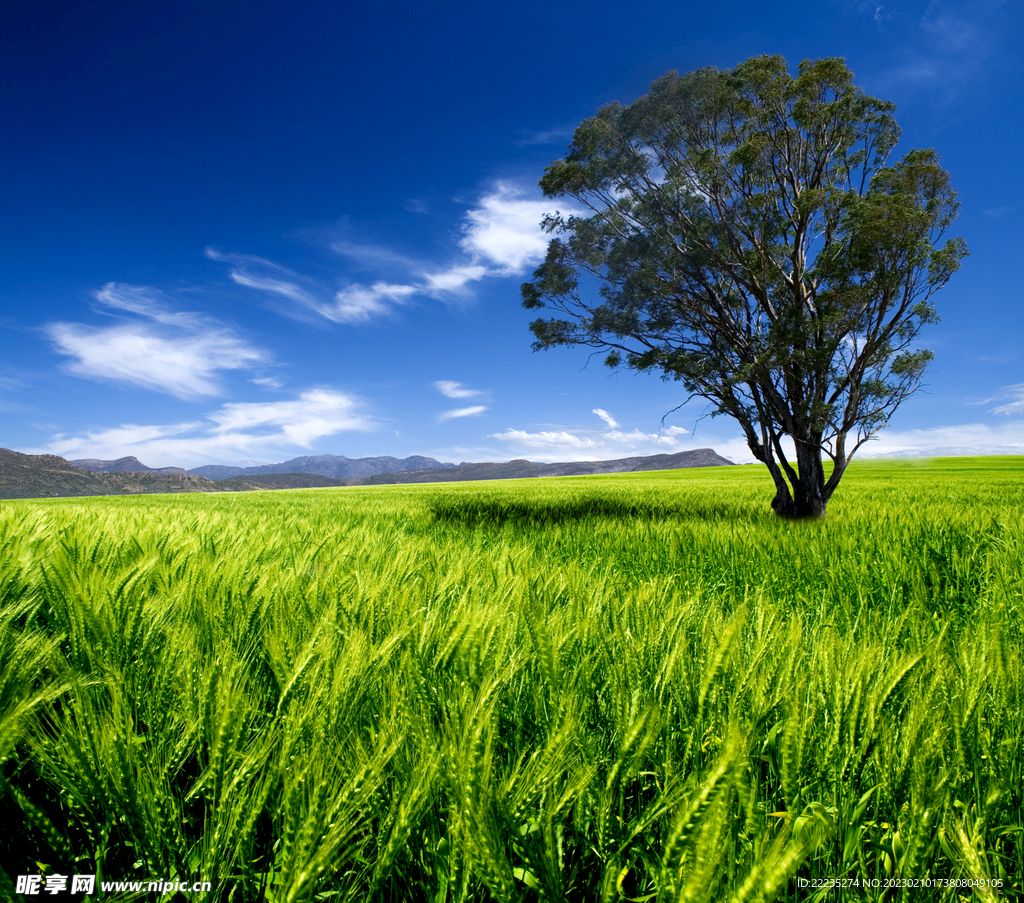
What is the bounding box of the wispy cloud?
[0,373,35,413]
[439,405,488,422]
[326,282,419,323]
[28,388,376,467]
[330,239,423,273]
[214,184,579,323]
[46,283,267,399]
[402,198,430,214]
[207,388,371,445]
[211,247,422,325]
[514,125,576,147]
[206,250,313,307]
[229,270,319,306]
[420,264,489,295]
[0,375,31,392]
[207,249,337,323]
[876,0,1013,102]
[435,380,486,399]
[434,381,489,421]
[490,410,690,461]
[990,384,1024,416]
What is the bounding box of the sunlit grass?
[1,457,1022,901]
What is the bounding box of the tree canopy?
[522,55,966,518]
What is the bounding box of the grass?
[0,457,1022,901]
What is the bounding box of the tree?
[521,55,967,518]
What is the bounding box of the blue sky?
[2,0,1022,467]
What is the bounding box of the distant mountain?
[189,453,455,481]
[69,455,188,475]
[1,448,219,500]
[361,448,734,485]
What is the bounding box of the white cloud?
[990,384,1024,416]
[491,430,601,453]
[207,389,370,445]
[434,382,490,423]
[439,405,488,422]
[858,421,1024,457]
[458,183,565,274]
[417,183,578,298]
[421,264,488,295]
[47,284,267,399]
[435,380,485,399]
[214,246,422,324]
[212,184,578,325]
[490,417,694,461]
[325,282,419,323]
[453,419,1024,469]
[27,388,376,468]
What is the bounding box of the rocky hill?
[0,449,220,499]
[69,455,188,475]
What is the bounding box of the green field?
[2,458,1022,902]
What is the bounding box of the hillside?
[0,449,220,499]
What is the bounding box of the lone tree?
[522,55,966,518]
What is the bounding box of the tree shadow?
[427,495,754,528]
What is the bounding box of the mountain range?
[1,447,733,500]
[361,449,734,484]
[188,454,454,481]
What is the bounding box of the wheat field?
[1,458,1022,901]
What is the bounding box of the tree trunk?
[771,441,828,520]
